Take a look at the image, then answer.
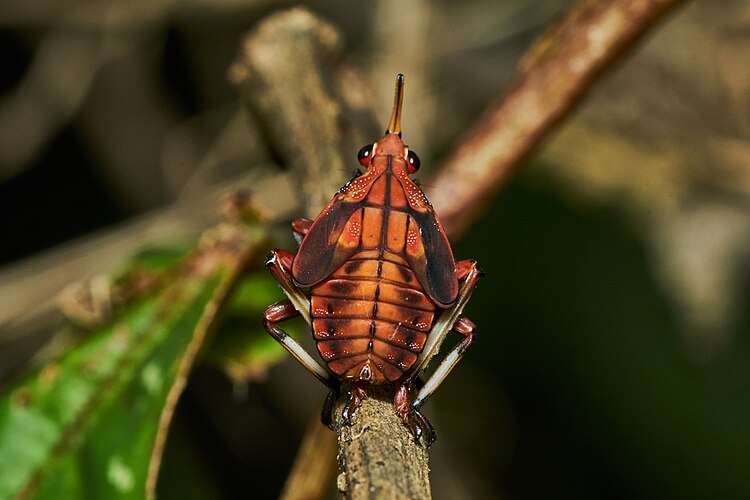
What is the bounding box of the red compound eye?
[357,144,373,166]
[406,150,421,173]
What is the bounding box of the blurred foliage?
[1,0,749,499]
[205,273,295,385]
[0,221,267,498]
[438,174,750,499]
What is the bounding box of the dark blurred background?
[2,0,750,498]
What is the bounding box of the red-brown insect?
[263,75,483,445]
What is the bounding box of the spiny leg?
[263,299,332,386]
[413,315,476,409]
[394,382,436,447]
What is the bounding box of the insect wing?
[292,194,365,286]
[392,171,458,307]
[403,205,458,307]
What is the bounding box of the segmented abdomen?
[310,246,437,384]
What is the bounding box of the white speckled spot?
[107,456,134,492]
[141,362,163,395]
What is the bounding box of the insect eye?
[407,150,421,173]
[357,144,373,166]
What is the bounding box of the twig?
[333,384,431,499]
[228,7,377,217]
[279,417,339,500]
[428,0,689,239]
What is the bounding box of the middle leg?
[263,299,332,386]
[413,315,476,408]
[410,259,483,378]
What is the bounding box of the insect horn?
[386,74,405,137]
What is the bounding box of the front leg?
[291,217,312,245]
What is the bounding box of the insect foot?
[341,382,367,425]
[394,383,436,447]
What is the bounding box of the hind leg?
[413,316,476,408]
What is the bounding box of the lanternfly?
[263,74,483,445]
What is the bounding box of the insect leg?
[341,382,367,425]
[410,259,483,378]
[317,383,371,432]
[291,218,313,245]
[413,315,476,409]
[394,382,436,447]
[320,385,339,430]
[456,258,479,281]
[263,299,333,386]
[265,249,311,325]
[265,249,332,385]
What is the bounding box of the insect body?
[263,75,483,445]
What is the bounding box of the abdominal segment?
[310,250,437,384]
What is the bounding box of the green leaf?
[0,222,266,499]
[206,273,301,384]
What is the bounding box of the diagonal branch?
[429,0,689,239]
